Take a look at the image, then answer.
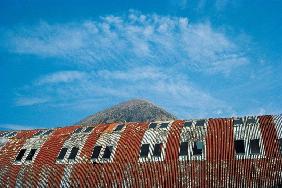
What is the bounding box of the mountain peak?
[78,99,177,126]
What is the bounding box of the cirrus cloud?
[4,10,251,118]
[3,10,248,74]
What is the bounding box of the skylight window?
[234,140,245,154]
[102,146,113,159]
[179,142,188,156]
[140,144,150,158]
[57,148,68,160]
[68,147,79,160]
[192,141,203,155]
[26,149,37,161]
[153,143,163,157]
[159,123,169,128]
[15,149,26,161]
[184,121,192,127]
[84,127,94,133]
[91,146,102,159]
[149,123,158,129]
[249,139,260,154]
[114,124,124,131]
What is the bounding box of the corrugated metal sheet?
[0,115,282,187]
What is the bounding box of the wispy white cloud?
[35,71,88,85]
[4,11,250,118]
[3,10,248,74]
[0,124,35,130]
[15,97,49,106]
[15,66,233,118]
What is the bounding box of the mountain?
[78,99,177,126]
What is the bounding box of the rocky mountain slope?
[78,99,176,126]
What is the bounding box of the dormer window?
[57,148,68,160]
[149,123,158,129]
[195,120,205,127]
[114,124,124,132]
[102,146,113,159]
[68,147,79,160]
[74,127,83,134]
[0,132,7,137]
[246,117,256,124]
[184,121,192,127]
[179,142,188,156]
[233,118,243,126]
[6,131,17,137]
[234,140,245,154]
[140,144,150,158]
[153,143,163,157]
[15,149,27,161]
[42,130,53,136]
[249,139,260,154]
[192,141,203,155]
[84,127,94,133]
[33,130,43,137]
[159,123,169,128]
[26,149,37,161]
[91,146,102,159]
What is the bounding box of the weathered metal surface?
[0,114,282,187]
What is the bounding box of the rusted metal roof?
[0,115,282,187]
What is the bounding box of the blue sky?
[0,0,281,130]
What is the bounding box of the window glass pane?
[179,142,188,156]
[57,148,68,160]
[74,127,83,133]
[195,120,205,127]
[140,144,150,157]
[68,147,79,160]
[114,124,124,131]
[153,143,163,157]
[159,123,169,128]
[91,146,102,159]
[149,123,158,129]
[26,149,37,161]
[184,121,192,127]
[250,139,260,154]
[15,149,26,161]
[192,141,203,155]
[84,127,94,133]
[102,146,113,159]
[234,140,245,154]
